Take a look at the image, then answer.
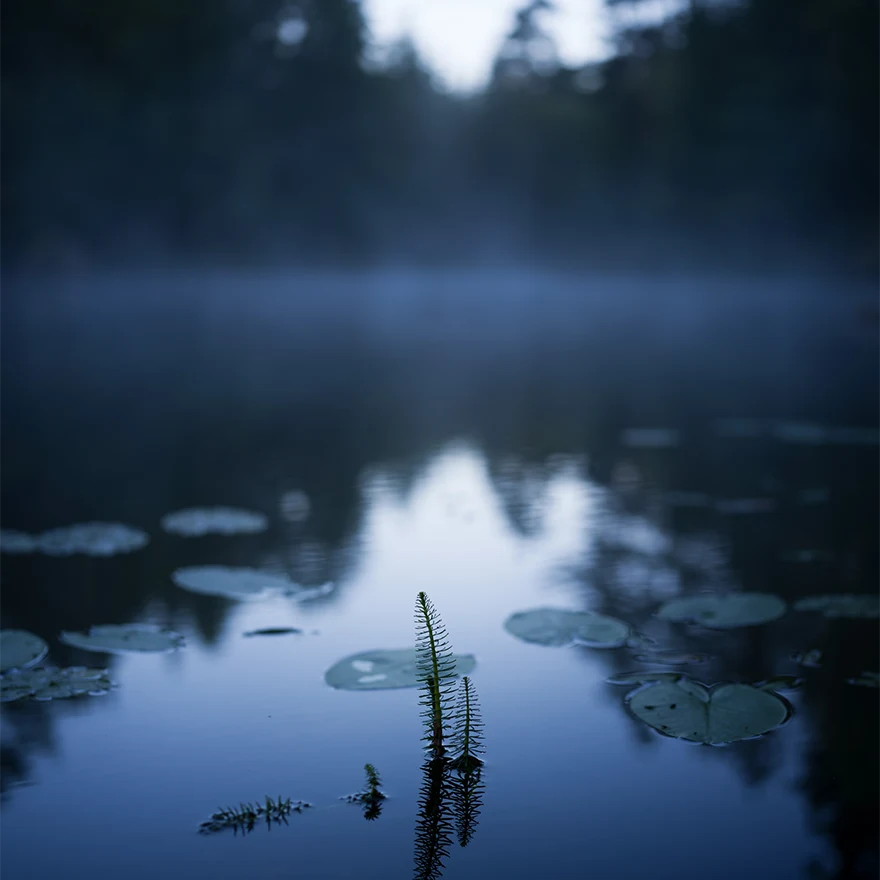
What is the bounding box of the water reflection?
[1,275,877,879]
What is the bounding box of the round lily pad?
[171,566,295,600]
[631,649,710,665]
[626,677,792,744]
[161,507,268,536]
[503,609,630,648]
[59,624,185,654]
[657,593,786,629]
[0,630,49,672]
[0,667,114,702]
[324,648,477,691]
[793,594,879,619]
[38,522,149,556]
[0,530,39,554]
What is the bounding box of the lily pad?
[0,630,49,672]
[161,507,268,536]
[504,609,630,648]
[756,675,804,692]
[279,491,311,523]
[38,522,149,556]
[657,593,786,629]
[0,530,39,554]
[621,428,680,448]
[606,671,686,686]
[847,671,879,688]
[59,624,185,654]
[626,677,792,744]
[171,566,296,601]
[243,627,302,637]
[1,667,114,702]
[324,648,477,691]
[793,594,880,619]
[632,649,710,665]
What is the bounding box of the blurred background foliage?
[2,0,877,273]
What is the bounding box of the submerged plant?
[415,592,457,758]
[198,796,311,836]
[342,763,387,820]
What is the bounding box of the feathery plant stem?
[415,591,456,758]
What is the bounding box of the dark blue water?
[1,271,877,880]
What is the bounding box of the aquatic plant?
[342,763,387,820]
[448,677,484,774]
[415,592,457,758]
[198,796,311,836]
[413,758,455,880]
[450,761,483,849]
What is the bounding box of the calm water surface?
[1,272,878,880]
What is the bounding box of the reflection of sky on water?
[0,442,837,880]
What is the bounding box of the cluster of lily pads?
[0,504,325,704]
[494,589,879,745]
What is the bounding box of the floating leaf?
[324,648,476,691]
[243,627,302,637]
[657,593,786,629]
[290,582,334,603]
[793,594,880,619]
[792,648,823,669]
[0,630,49,672]
[59,624,184,654]
[279,491,311,523]
[161,507,268,536]
[625,678,792,744]
[621,428,680,448]
[847,671,879,689]
[1,667,114,702]
[0,530,39,554]
[756,675,804,692]
[503,608,630,648]
[631,649,710,665]
[171,566,295,601]
[38,522,149,556]
[606,671,685,686]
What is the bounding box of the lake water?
[1,271,878,880]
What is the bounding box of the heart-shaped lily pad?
[0,630,49,672]
[172,566,296,601]
[37,523,149,556]
[625,677,792,744]
[161,508,268,536]
[504,609,630,647]
[1,667,115,702]
[0,530,39,554]
[793,594,879,619]
[325,648,477,691]
[657,593,786,628]
[59,624,185,654]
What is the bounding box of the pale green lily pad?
[504,609,630,648]
[1,667,114,702]
[626,678,792,744]
[172,566,296,601]
[324,648,477,691]
[59,624,185,654]
[0,530,39,554]
[657,593,786,629]
[161,507,268,536]
[38,522,149,556]
[0,630,49,672]
[847,671,879,688]
[793,594,880,619]
[606,671,685,686]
